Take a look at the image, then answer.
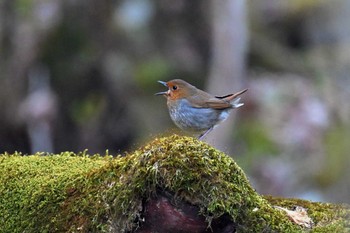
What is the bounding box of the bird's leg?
[198,127,213,140]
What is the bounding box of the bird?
[155,79,247,139]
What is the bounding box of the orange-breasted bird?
[155,79,247,139]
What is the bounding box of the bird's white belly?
[168,99,230,132]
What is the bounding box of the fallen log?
[0,135,349,232]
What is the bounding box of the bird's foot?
[198,127,213,140]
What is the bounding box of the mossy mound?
[0,135,349,232]
[266,196,350,233]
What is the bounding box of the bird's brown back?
[189,88,247,110]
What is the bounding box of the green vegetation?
[0,135,349,232]
[266,196,350,233]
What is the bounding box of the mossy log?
[0,136,349,232]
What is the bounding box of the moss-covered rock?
[0,135,349,232]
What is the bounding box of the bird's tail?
[215,88,247,109]
[232,97,244,108]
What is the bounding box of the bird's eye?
[172,85,177,90]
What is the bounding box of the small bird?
[155,79,247,139]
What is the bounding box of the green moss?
[265,196,350,232]
[133,136,298,232]
[0,151,113,232]
[0,135,349,232]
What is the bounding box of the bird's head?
[155,79,195,101]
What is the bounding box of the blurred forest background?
[1,0,349,203]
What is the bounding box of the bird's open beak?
[155,91,168,96]
[155,80,168,96]
[157,80,167,87]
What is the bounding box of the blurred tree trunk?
[205,0,248,152]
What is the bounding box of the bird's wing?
[187,89,247,110]
[187,94,232,109]
[204,98,232,109]
[206,89,248,109]
[185,90,228,109]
